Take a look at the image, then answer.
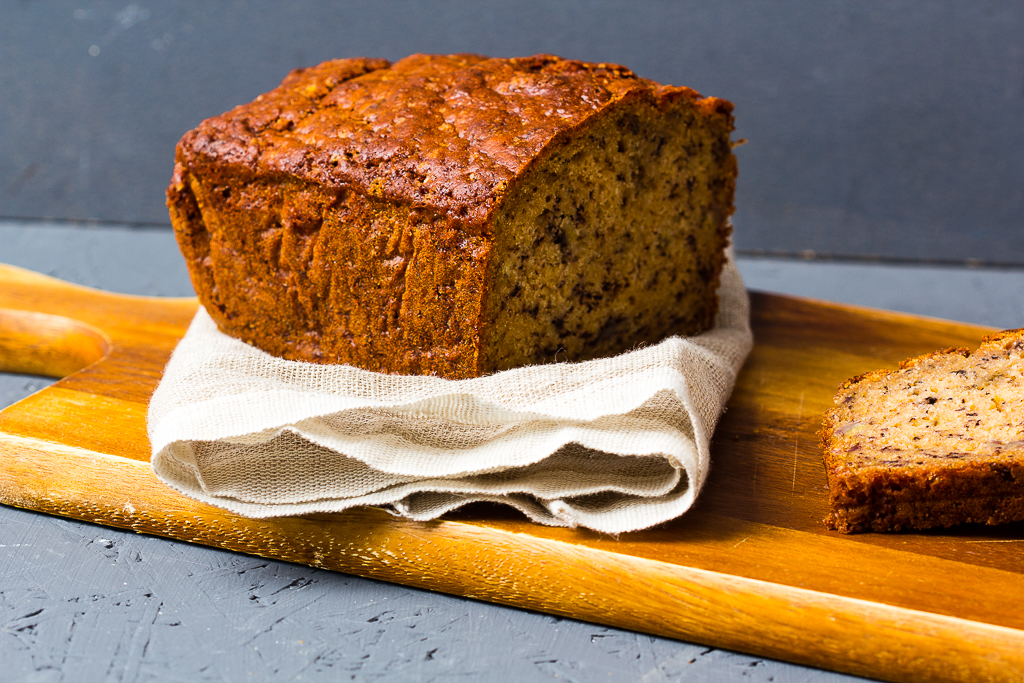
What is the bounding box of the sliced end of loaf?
[480,97,735,372]
[821,331,1024,532]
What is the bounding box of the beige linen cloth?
[148,254,752,534]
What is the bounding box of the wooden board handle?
[0,262,196,382]
[0,308,110,378]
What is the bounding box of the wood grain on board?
[0,262,1021,683]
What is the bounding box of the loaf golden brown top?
[173,53,733,231]
[168,53,737,377]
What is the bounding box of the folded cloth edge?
[147,253,752,534]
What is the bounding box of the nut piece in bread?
[167,54,737,378]
[821,329,1024,533]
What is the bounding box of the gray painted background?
[3,0,1023,263]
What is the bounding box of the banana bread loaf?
[167,53,737,378]
[821,329,1024,533]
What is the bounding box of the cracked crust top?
[172,53,732,229]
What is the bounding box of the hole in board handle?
[0,308,111,378]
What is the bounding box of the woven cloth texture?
[148,256,752,534]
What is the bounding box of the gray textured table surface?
[3,221,1023,682]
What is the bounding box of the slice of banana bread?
[821,329,1024,533]
[167,53,737,379]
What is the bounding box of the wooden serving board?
[1,262,1022,683]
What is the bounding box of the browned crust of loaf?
[167,53,736,378]
[820,329,1024,533]
[981,328,1024,345]
[173,54,732,228]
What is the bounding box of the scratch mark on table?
[793,391,805,492]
